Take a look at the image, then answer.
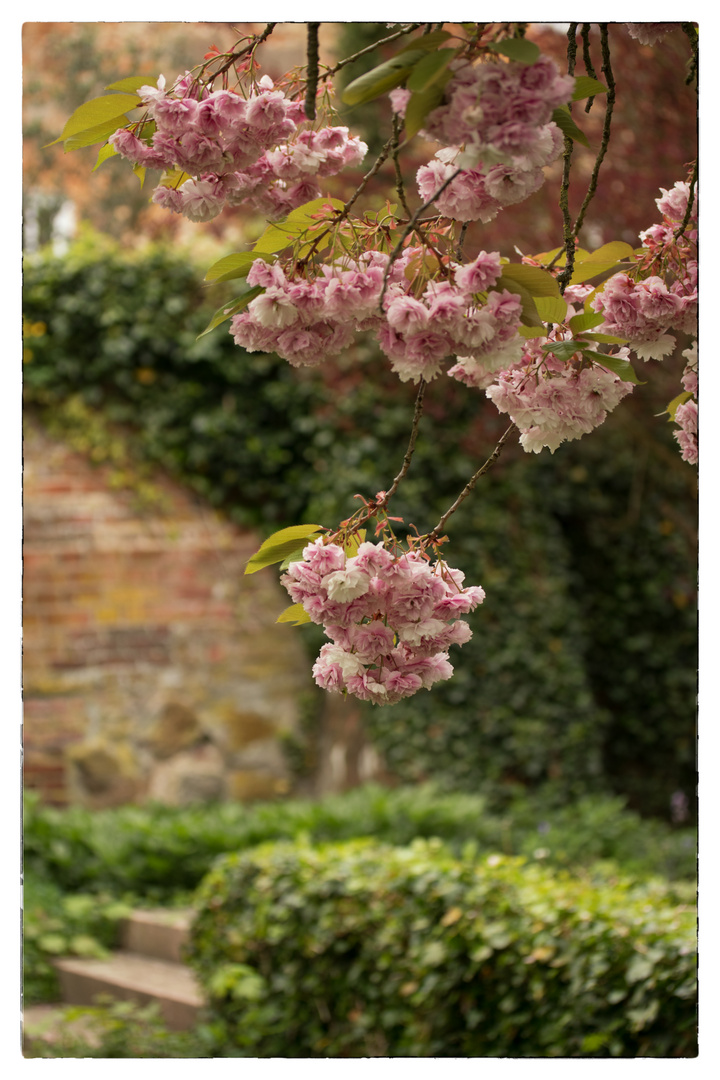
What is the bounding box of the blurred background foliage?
[22,22,697,821]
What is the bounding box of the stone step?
[120,907,194,963]
[53,950,204,1031]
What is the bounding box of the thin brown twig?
[379,379,427,505]
[572,24,615,239]
[319,23,424,82]
[674,159,698,242]
[580,23,598,112]
[426,425,516,542]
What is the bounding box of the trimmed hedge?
[189,839,697,1058]
[23,784,696,902]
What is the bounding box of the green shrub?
[189,839,697,1058]
[24,785,696,906]
[23,871,133,1005]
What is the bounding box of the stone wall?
[23,414,385,807]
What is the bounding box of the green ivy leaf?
[572,75,608,101]
[245,524,325,575]
[551,105,590,149]
[488,39,540,65]
[276,603,312,626]
[342,50,427,106]
[197,287,264,339]
[583,350,645,384]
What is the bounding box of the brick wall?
[23,413,323,807]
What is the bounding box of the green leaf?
[493,277,542,327]
[406,49,457,93]
[158,168,192,188]
[581,332,628,344]
[132,163,146,188]
[488,38,540,65]
[343,529,367,557]
[49,94,142,146]
[105,76,152,93]
[279,546,308,570]
[398,30,452,53]
[534,296,568,324]
[583,350,645,384]
[517,325,547,339]
[542,341,581,363]
[197,287,264,339]
[403,80,449,141]
[277,603,312,626]
[253,197,344,255]
[551,105,590,149]
[205,251,274,284]
[662,390,693,421]
[569,241,635,285]
[342,50,426,106]
[499,263,561,298]
[572,75,608,101]
[61,117,130,151]
[245,524,324,575]
[568,311,604,333]
[92,142,119,171]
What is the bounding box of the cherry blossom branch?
[201,23,276,85]
[674,159,698,242]
[318,23,424,82]
[425,425,516,542]
[379,168,462,307]
[580,23,598,112]
[572,24,615,238]
[556,24,579,295]
[379,378,427,505]
[304,23,321,120]
[391,113,412,219]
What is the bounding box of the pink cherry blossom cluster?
[415,134,562,224]
[407,56,570,222]
[674,341,698,465]
[281,537,485,705]
[625,23,678,46]
[591,180,697,361]
[109,74,367,223]
[486,340,635,454]
[230,249,524,382]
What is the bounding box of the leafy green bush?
[24,784,696,906]
[189,839,697,1057]
[23,872,133,1005]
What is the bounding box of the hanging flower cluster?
[411,56,571,222]
[109,73,367,222]
[486,347,635,454]
[625,23,677,46]
[281,538,485,706]
[674,341,698,465]
[592,180,697,360]
[231,249,524,383]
